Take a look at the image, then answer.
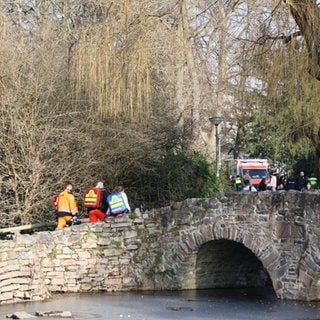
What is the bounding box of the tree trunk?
[284,0,320,79]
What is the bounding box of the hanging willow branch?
[283,0,320,80]
[72,22,151,121]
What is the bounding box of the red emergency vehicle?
[226,159,270,187]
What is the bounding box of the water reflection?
[0,288,319,320]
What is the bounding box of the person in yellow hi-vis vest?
[56,182,78,229]
[107,185,131,217]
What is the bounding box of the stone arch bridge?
[0,191,319,304]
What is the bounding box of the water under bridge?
[0,190,319,304]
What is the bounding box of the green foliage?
[112,241,123,249]
[128,150,220,209]
[152,250,163,272]
[233,42,320,179]
[191,151,219,196]
[48,247,57,259]
[292,152,316,177]
[129,212,137,220]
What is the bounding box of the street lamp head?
[209,116,224,126]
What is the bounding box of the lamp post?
[209,116,224,176]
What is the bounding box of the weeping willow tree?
[220,0,320,176]
[73,25,151,120]
[244,33,320,177]
[70,0,212,157]
[283,0,320,80]
[71,0,188,124]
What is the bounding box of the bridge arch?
[195,239,272,289]
[160,222,281,297]
[156,191,320,300]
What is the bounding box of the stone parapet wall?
[0,191,319,304]
[0,214,159,305]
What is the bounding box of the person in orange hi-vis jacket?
[56,182,78,229]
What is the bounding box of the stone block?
[98,237,112,246]
[82,242,97,249]
[291,225,305,238]
[123,277,136,285]
[0,270,31,281]
[66,234,83,245]
[6,311,36,319]
[76,260,90,266]
[275,221,292,238]
[51,278,65,285]
[46,271,63,277]
[125,244,138,251]
[80,283,92,291]
[0,283,19,292]
[56,254,73,260]
[104,277,122,285]
[103,248,123,257]
[35,311,73,318]
[64,271,78,279]
[243,234,253,248]
[16,291,33,300]
[47,285,62,291]
[0,292,13,302]
[61,259,77,267]
[111,222,132,229]
[134,218,144,224]
[62,247,74,254]
[124,230,137,239]
[147,227,159,234]
[261,250,279,268]
[77,251,91,259]
[41,258,54,268]
[299,270,313,288]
